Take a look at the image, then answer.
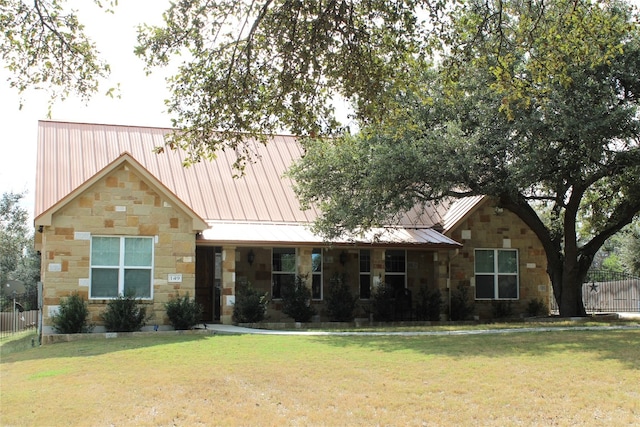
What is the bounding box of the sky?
[0,1,172,220]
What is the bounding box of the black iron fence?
[551,270,640,314]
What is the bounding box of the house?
[34,121,550,332]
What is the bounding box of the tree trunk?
[549,257,587,317]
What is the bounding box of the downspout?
[447,249,460,320]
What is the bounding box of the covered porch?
[194,222,462,324]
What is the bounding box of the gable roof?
[35,120,317,224]
[35,152,208,232]
[35,121,462,247]
[442,195,487,233]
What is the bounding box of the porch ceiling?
[199,221,462,247]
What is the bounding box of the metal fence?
[551,270,640,314]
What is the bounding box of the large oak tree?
[137,0,640,316]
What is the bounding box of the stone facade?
[233,246,449,322]
[41,163,198,332]
[446,199,550,319]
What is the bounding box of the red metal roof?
[35,120,460,246]
[35,121,320,223]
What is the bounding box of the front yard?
[1,328,639,426]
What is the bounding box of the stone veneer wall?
[446,201,550,319]
[41,165,197,332]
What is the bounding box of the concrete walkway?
[206,322,640,337]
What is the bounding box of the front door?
[195,246,221,322]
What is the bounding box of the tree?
[135,0,439,169]
[1,0,114,108]
[289,4,640,317]
[142,0,638,317]
[0,192,41,311]
[596,221,640,275]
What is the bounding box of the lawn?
[1,329,639,426]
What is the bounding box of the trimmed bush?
[51,292,93,334]
[449,284,474,321]
[371,283,396,322]
[325,273,357,322]
[415,286,442,321]
[492,300,513,319]
[165,293,203,330]
[526,298,548,317]
[100,293,150,332]
[281,275,316,322]
[233,282,269,324]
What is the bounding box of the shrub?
[100,293,150,332]
[415,286,442,321]
[491,300,513,319]
[281,275,316,322]
[165,293,203,330]
[526,298,549,317]
[51,292,93,334]
[449,284,474,321]
[325,273,357,322]
[233,282,269,324]
[371,283,396,322]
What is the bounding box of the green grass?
[0,330,38,357]
[1,329,639,426]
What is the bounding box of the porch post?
[372,248,385,287]
[298,247,313,279]
[220,246,236,324]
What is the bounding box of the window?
[359,249,371,299]
[272,248,296,299]
[90,236,154,299]
[385,250,406,293]
[311,248,322,300]
[475,249,519,299]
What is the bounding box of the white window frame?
[474,248,519,300]
[385,249,407,291]
[89,236,154,300]
[359,249,371,300]
[311,248,323,300]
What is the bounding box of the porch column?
[298,247,313,280]
[372,248,385,287]
[220,246,236,324]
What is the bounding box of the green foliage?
[324,273,357,322]
[164,293,202,330]
[1,1,114,108]
[100,293,150,332]
[449,285,474,321]
[289,4,640,317]
[619,222,640,275]
[51,292,93,334]
[281,275,316,323]
[491,301,514,320]
[371,283,396,322]
[414,286,442,322]
[526,299,549,318]
[135,0,436,169]
[233,282,269,324]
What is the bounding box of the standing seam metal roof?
[35,121,460,246]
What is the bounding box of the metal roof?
[443,195,486,232]
[35,120,462,247]
[201,221,461,247]
[35,121,319,223]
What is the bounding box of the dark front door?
[195,246,221,322]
